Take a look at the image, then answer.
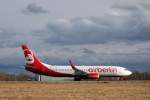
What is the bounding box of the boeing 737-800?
[21,44,132,81]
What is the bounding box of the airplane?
[21,44,132,81]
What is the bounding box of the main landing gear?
[74,77,81,81]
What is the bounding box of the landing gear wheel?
[74,77,81,81]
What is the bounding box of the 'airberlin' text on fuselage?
[88,67,117,73]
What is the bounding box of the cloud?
[35,14,149,45]
[31,1,150,46]
[81,48,96,55]
[112,2,138,11]
[22,3,49,14]
[0,28,18,48]
[140,0,150,10]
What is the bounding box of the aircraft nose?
[128,71,132,75]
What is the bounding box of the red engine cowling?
[87,73,99,79]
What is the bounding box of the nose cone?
[127,71,132,76]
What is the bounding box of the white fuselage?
[43,63,132,77]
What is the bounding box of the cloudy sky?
[0,0,150,73]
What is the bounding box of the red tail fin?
[21,44,42,68]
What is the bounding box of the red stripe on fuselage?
[26,63,73,77]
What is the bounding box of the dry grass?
[0,81,149,100]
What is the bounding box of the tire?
[74,77,81,81]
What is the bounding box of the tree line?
[0,72,33,81]
[0,71,150,81]
[127,71,150,80]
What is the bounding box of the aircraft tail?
[21,44,43,68]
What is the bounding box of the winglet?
[69,60,76,70]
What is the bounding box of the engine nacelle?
[87,73,99,79]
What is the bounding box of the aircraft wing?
[69,60,87,76]
[69,60,99,79]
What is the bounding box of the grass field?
[0,81,149,100]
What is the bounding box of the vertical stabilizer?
[21,44,43,69]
